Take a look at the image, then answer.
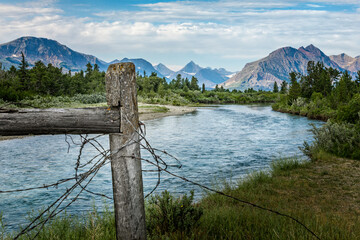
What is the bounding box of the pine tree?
[18,52,30,90]
[336,71,353,103]
[280,80,288,94]
[273,81,279,93]
[190,76,200,90]
[288,72,301,104]
[355,70,360,93]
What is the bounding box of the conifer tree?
[280,80,288,94]
[288,72,301,104]
[190,76,200,90]
[18,52,29,90]
[273,81,279,93]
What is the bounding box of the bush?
[337,94,360,124]
[146,190,203,237]
[301,121,360,160]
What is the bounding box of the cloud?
[0,0,359,71]
[306,4,323,8]
[0,3,61,17]
[308,0,360,5]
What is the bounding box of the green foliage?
[337,94,360,124]
[1,57,280,105]
[301,121,360,160]
[137,73,279,105]
[0,93,107,109]
[3,205,116,240]
[273,61,360,160]
[273,81,279,93]
[280,80,288,94]
[71,93,106,104]
[146,190,203,237]
[0,59,105,100]
[288,72,301,104]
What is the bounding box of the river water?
[0,104,322,231]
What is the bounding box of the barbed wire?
[0,106,321,240]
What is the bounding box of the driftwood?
[0,107,120,136]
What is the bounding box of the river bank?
[3,153,360,239]
[138,103,196,121]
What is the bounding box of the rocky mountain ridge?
[221,44,359,90]
[0,36,233,87]
[1,37,359,90]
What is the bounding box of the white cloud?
[0,2,61,17]
[0,0,359,71]
[308,0,360,5]
[306,4,323,8]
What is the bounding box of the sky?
[0,0,359,72]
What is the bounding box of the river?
[0,104,322,231]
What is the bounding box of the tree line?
[272,61,360,160]
[273,61,360,123]
[0,54,280,105]
[0,53,105,101]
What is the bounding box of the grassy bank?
[3,155,360,239]
[196,154,360,239]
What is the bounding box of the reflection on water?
[0,105,322,230]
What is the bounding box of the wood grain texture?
[0,108,120,136]
[107,62,146,240]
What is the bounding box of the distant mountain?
[154,63,174,78]
[221,44,359,91]
[167,61,234,87]
[330,53,360,73]
[168,61,203,80]
[0,36,107,71]
[0,37,234,87]
[0,37,166,78]
[213,68,234,77]
[181,61,203,75]
[113,58,164,78]
[195,68,229,86]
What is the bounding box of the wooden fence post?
[106,63,146,240]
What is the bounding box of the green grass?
[0,94,108,109]
[139,105,169,113]
[1,206,116,240]
[2,156,360,239]
[195,156,360,240]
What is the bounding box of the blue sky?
[0,0,359,71]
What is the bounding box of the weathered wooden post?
[0,62,147,240]
[106,63,146,240]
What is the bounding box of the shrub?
[301,121,360,160]
[146,190,203,237]
[337,93,360,124]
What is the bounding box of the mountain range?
[0,37,233,88]
[221,44,360,90]
[0,37,359,90]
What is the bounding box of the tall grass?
[3,157,360,239]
